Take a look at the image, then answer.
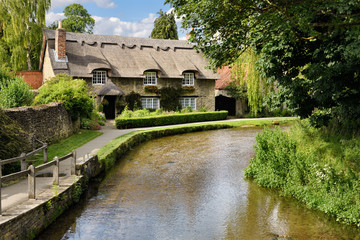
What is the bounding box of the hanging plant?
[182,86,195,94]
[144,85,159,94]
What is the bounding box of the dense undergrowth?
[244,120,360,226]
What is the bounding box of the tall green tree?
[0,0,51,70]
[52,3,95,34]
[151,9,178,40]
[167,0,360,127]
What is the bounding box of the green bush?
[244,120,360,226]
[159,87,181,111]
[34,74,93,120]
[0,69,33,109]
[115,111,228,129]
[125,91,142,110]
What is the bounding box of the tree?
[60,3,95,34]
[0,0,51,70]
[166,0,360,127]
[151,9,178,40]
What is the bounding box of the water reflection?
[37,128,360,240]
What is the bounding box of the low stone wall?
[0,156,103,240]
[3,102,80,144]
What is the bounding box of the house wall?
[86,77,215,111]
[17,71,43,89]
[42,44,55,82]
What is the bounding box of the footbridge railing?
[0,140,77,215]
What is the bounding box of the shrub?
[159,87,181,111]
[115,111,228,129]
[244,120,360,226]
[34,74,93,120]
[0,69,33,109]
[125,91,142,110]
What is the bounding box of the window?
[180,97,196,110]
[92,71,107,85]
[182,72,194,86]
[144,72,157,85]
[141,98,160,109]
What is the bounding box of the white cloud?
[50,0,116,10]
[46,12,65,25]
[93,14,157,38]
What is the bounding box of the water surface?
[37,128,360,239]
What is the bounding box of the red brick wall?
[17,71,43,89]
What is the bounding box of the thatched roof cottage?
[39,25,218,119]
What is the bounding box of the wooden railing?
[0,140,77,215]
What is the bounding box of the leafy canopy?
[151,9,178,40]
[0,0,51,70]
[48,3,95,34]
[167,0,360,127]
[34,74,94,120]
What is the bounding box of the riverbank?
[0,117,295,239]
[244,120,360,226]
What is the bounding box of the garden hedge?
[115,111,228,129]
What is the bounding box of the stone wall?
[3,102,79,144]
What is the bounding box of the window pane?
[144,72,157,85]
[92,71,106,85]
[183,73,194,85]
[180,97,196,110]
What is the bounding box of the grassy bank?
[97,117,296,170]
[244,120,360,226]
[28,130,103,166]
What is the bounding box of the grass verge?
[28,130,103,166]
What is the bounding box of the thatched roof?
[42,29,219,80]
[97,81,124,96]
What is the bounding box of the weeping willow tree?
[228,48,273,117]
[0,0,51,70]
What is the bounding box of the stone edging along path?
[0,117,295,239]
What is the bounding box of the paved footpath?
[0,117,288,214]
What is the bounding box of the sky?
[46,0,188,39]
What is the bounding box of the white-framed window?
[92,71,107,85]
[144,72,157,85]
[141,98,160,109]
[180,97,196,110]
[182,72,194,86]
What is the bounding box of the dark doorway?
[103,96,116,119]
[215,95,236,116]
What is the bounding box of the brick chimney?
[55,21,66,61]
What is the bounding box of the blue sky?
[46,0,187,39]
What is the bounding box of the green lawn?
[28,130,103,166]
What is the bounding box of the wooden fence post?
[28,165,35,199]
[53,157,59,185]
[0,161,2,215]
[44,144,48,163]
[71,151,76,175]
[20,153,27,171]
[32,136,36,150]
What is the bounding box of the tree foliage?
[0,0,51,70]
[151,9,178,40]
[34,74,94,120]
[49,3,95,34]
[167,0,360,127]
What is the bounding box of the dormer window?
[183,72,194,86]
[144,72,157,85]
[92,70,107,85]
